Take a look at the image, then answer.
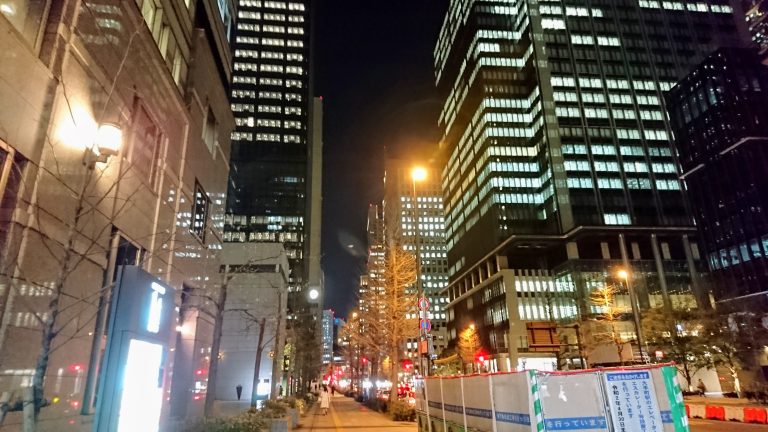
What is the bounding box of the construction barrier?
[723,406,744,422]
[744,407,768,424]
[687,404,705,419]
[705,405,725,421]
[415,365,689,432]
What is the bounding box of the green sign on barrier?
[662,366,691,432]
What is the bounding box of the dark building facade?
[744,0,768,59]
[667,47,768,311]
[224,0,313,293]
[434,0,748,370]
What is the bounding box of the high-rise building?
[0,0,235,425]
[321,309,334,365]
[383,160,450,360]
[434,0,747,371]
[744,0,768,59]
[224,0,314,296]
[360,205,385,316]
[667,47,768,311]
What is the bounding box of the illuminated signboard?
[93,266,174,432]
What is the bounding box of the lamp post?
[617,268,646,363]
[411,166,428,376]
[79,122,123,414]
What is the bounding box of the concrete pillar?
[682,234,709,309]
[619,233,646,360]
[650,234,673,312]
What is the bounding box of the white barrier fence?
[415,365,689,432]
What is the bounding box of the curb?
[686,404,768,424]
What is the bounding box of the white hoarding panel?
[604,370,665,432]
[426,378,444,422]
[538,372,609,431]
[491,372,536,432]
[441,377,467,428]
[462,375,494,431]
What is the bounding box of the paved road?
[303,396,416,431]
[690,418,768,431]
[302,396,768,431]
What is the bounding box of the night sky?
[315,0,448,318]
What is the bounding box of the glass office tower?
[434,0,748,368]
[436,0,746,277]
[225,0,313,291]
[667,47,768,311]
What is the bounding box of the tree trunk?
[22,387,34,432]
[27,175,88,431]
[730,366,741,395]
[270,291,284,399]
[682,362,693,392]
[389,343,399,401]
[204,268,229,418]
[251,318,266,407]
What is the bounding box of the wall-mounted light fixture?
[84,123,123,168]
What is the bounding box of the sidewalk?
[302,395,416,432]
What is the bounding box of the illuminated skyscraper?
[383,159,450,360]
[434,0,748,370]
[225,0,314,295]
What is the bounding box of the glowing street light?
[617,269,629,280]
[84,122,123,168]
[615,267,645,362]
[411,166,427,182]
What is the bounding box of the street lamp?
[308,288,320,301]
[616,267,646,363]
[411,166,429,376]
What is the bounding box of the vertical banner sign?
[604,371,664,432]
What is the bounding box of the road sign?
[418,297,430,311]
[420,319,431,333]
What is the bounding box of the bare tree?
[700,311,768,395]
[457,326,482,373]
[347,238,417,397]
[194,257,285,416]
[585,284,629,366]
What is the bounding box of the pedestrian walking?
[320,385,330,415]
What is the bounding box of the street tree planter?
[269,417,289,432]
